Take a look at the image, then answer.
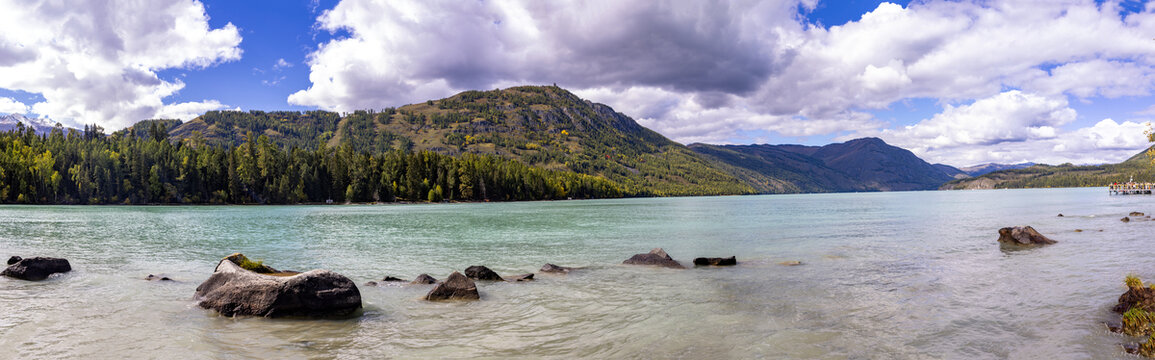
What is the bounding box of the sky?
[1,0,1154,167]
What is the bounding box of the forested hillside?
[165,85,754,197]
[0,123,620,204]
[941,147,1155,189]
[0,85,990,204]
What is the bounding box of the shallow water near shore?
[2,188,1154,359]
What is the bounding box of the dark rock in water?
[779,261,803,266]
[540,263,573,273]
[996,226,1057,246]
[1124,342,1140,354]
[2,257,71,281]
[464,265,504,281]
[145,274,174,281]
[7,256,21,265]
[1115,286,1155,314]
[1106,320,1123,333]
[623,248,685,269]
[1057,213,1063,217]
[424,272,479,301]
[364,281,378,287]
[693,256,737,266]
[382,276,406,282]
[1131,212,1145,217]
[411,274,437,284]
[194,253,361,317]
[507,273,534,282]
[1122,216,1132,223]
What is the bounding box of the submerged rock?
[1123,217,1132,223]
[779,261,803,266]
[382,276,406,282]
[364,281,378,287]
[145,274,173,281]
[2,257,71,281]
[507,273,534,282]
[424,272,479,301]
[411,274,437,284]
[194,253,361,317]
[623,248,685,269]
[996,226,1057,246]
[1132,212,1146,217]
[540,263,573,274]
[464,265,504,281]
[693,256,737,266]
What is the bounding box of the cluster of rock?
[4,248,750,318]
[2,256,71,281]
[1123,212,1151,223]
[622,248,743,269]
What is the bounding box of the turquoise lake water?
[1,188,1153,359]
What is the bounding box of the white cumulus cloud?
[288,0,803,112]
[0,0,242,129]
[0,97,28,114]
[289,0,1155,165]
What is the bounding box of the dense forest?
[0,122,622,204]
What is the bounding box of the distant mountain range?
[958,162,1037,176]
[689,138,963,193]
[942,150,1154,190]
[0,114,66,134]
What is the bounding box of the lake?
[1,188,1152,359]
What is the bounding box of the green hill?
[162,86,754,197]
[940,147,1155,190]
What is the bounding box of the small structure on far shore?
[1109,177,1154,195]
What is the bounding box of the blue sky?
[1,0,1154,167]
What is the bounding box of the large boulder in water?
[194,253,361,317]
[424,272,479,301]
[464,265,504,281]
[693,256,737,266]
[623,248,685,269]
[997,226,1057,246]
[2,256,71,281]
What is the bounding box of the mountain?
[690,137,959,193]
[933,164,970,179]
[163,86,754,197]
[0,114,66,134]
[942,149,1154,190]
[687,143,863,193]
[958,162,1036,176]
[152,86,970,196]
